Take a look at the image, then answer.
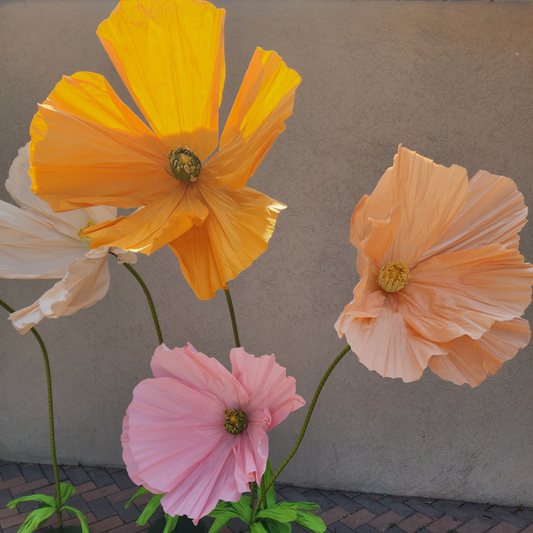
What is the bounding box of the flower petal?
[150,343,248,409]
[428,318,531,387]
[126,377,240,520]
[8,248,111,333]
[201,48,301,190]
[399,244,533,343]
[229,348,305,428]
[420,170,528,261]
[97,0,225,161]
[169,184,286,300]
[84,185,209,254]
[30,71,173,211]
[336,302,451,383]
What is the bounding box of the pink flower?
[122,343,305,522]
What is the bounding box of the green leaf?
[256,508,297,523]
[17,506,56,533]
[61,505,91,533]
[294,511,326,533]
[125,486,150,509]
[137,493,164,526]
[262,518,291,533]
[230,495,253,524]
[209,501,234,515]
[208,514,232,533]
[277,501,321,511]
[7,494,56,509]
[251,523,269,533]
[163,513,179,533]
[256,460,276,509]
[59,482,76,503]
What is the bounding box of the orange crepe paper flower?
[335,145,533,387]
[29,0,300,300]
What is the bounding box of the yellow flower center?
[167,147,202,183]
[224,409,247,435]
[376,260,411,293]
[77,220,96,247]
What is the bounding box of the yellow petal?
[169,183,286,299]
[97,0,225,161]
[30,72,173,211]
[201,48,301,190]
[85,185,209,254]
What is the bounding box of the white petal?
[110,247,137,264]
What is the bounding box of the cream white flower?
[0,143,136,333]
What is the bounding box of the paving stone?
[355,525,380,533]
[112,498,141,523]
[20,465,44,483]
[459,505,500,526]
[520,525,533,533]
[305,490,337,511]
[227,517,248,532]
[369,510,405,532]
[456,518,493,533]
[10,477,49,496]
[14,499,40,513]
[66,466,92,486]
[342,509,377,529]
[88,468,115,488]
[426,514,462,533]
[405,500,443,520]
[0,477,25,492]
[397,512,433,533]
[354,495,389,516]
[0,464,21,481]
[88,497,119,520]
[65,493,91,515]
[433,501,473,523]
[89,515,124,533]
[328,492,363,513]
[275,490,287,503]
[485,522,520,533]
[380,498,415,519]
[4,525,23,533]
[0,507,18,520]
[147,506,164,524]
[108,521,149,533]
[342,491,361,499]
[388,527,409,533]
[108,486,142,505]
[516,509,533,522]
[393,497,411,504]
[111,470,136,490]
[328,519,358,533]
[487,507,530,528]
[279,487,310,502]
[318,506,351,526]
[0,488,12,508]
[83,484,120,502]
[42,465,68,483]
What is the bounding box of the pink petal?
[398,244,533,343]
[428,318,531,387]
[150,343,249,409]
[230,348,305,428]
[339,302,451,383]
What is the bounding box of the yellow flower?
[30,0,300,300]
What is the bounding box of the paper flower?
[335,145,533,387]
[29,0,300,300]
[0,144,136,334]
[122,343,305,521]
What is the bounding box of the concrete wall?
[1,0,532,506]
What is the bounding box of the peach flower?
[335,146,533,387]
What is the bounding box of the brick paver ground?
[0,461,531,533]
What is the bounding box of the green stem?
[122,262,164,345]
[224,286,241,348]
[260,475,268,510]
[0,298,63,527]
[252,344,351,520]
[249,481,256,511]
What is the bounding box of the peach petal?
[399,244,533,343]
[428,318,531,387]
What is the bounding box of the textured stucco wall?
[1,0,532,506]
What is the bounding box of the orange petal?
[85,184,209,254]
[201,48,301,190]
[350,146,469,266]
[97,0,225,161]
[428,318,531,387]
[335,302,451,383]
[169,183,286,300]
[30,72,173,211]
[419,170,528,261]
[398,244,533,343]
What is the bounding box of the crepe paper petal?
[84,185,209,255]
[420,170,528,260]
[30,72,173,212]
[169,184,286,300]
[337,146,533,386]
[123,344,304,522]
[400,244,533,343]
[202,47,301,190]
[428,318,531,387]
[97,0,225,161]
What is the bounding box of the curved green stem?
[252,344,351,520]
[224,286,241,348]
[0,298,63,527]
[122,262,164,345]
[249,481,256,511]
